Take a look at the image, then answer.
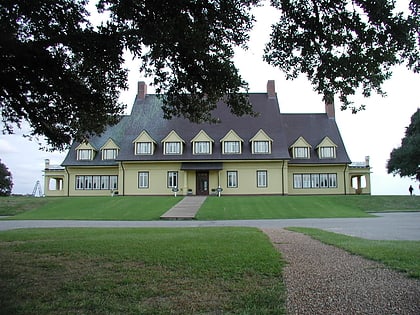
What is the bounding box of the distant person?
[409,185,414,196]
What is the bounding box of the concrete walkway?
[160,196,207,220]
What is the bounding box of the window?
[257,171,267,188]
[253,141,270,154]
[92,176,101,190]
[194,141,211,154]
[293,173,337,189]
[138,172,149,188]
[227,171,238,188]
[77,149,93,160]
[165,142,181,154]
[319,147,335,158]
[102,149,118,160]
[167,171,178,188]
[109,176,118,190]
[75,175,118,190]
[224,141,240,154]
[136,142,152,155]
[293,147,309,159]
[101,176,109,189]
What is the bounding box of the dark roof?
[62,92,351,166]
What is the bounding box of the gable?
[191,130,214,143]
[316,136,337,149]
[75,142,96,151]
[290,136,312,148]
[250,129,273,142]
[132,130,156,144]
[100,138,120,150]
[161,130,185,143]
[220,130,244,142]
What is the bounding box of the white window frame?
[223,141,240,154]
[253,141,270,154]
[165,142,181,155]
[109,176,118,190]
[319,146,336,159]
[257,170,267,188]
[293,147,309,159]
[102,148,118,160]
[194,141,211,154]
[138,172,149,189]
[77,149,93,160]
[227,171,238,188]
[167,171,178,188]
[136,142,152,155]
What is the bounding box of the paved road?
[1,212,419,240]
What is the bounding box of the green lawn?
[288,227,420,278]
[3,196,182,220]
[0,227,285,314]
[1,195,419,220]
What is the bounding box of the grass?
[288,227,420,278]
[1,195,419,220]
[0,227,285,314]
[2,196,182,220]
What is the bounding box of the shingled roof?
[62,81,351,166]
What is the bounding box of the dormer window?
[316,137,337,159]
[102,149,118,160]
[250,129,273,154]
[319,147,335,158]
[76,142,96,161]
[194,141,211,154]
[165,142,181,154]
[191,130,214,155]
[77,149,93,160]
[290,136,312,159]
[100,138,120,160]
[253,141,270,154]
[221,130,243,155]
[294,147,310,159]
[162,130,184,155]
[224,141,241,154]
[136,142,152,155]
[133,130,156,155]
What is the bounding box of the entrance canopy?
[181,162,223,170]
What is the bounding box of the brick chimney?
[325,95,335,119]
[267,80,276,99]
[137,81,147,100]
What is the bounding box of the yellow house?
[44,80,371,196]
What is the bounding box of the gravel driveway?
[263,228,420,315]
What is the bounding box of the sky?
[1,1,419,195]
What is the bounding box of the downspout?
[65,167,70,196]
[343,164,348,195]
[281,160,285,196]
[120,162,125,196]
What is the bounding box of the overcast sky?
[1,1,419,195]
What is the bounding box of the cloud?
[0,138,19,154]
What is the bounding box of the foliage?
[288,227,420,278]
[0,0,127,150]
[387,108,420,180]
[1,0,419,149]
[0,160,13,196]
[264,0,420,112]
[0,227,285,314]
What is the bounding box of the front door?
[196,171,209,195]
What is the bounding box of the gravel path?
[263,228,420,315]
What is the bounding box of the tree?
[1,0,127,150]
[1,0,419,150]
[387,108,420,181]
[0,160,13,196]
